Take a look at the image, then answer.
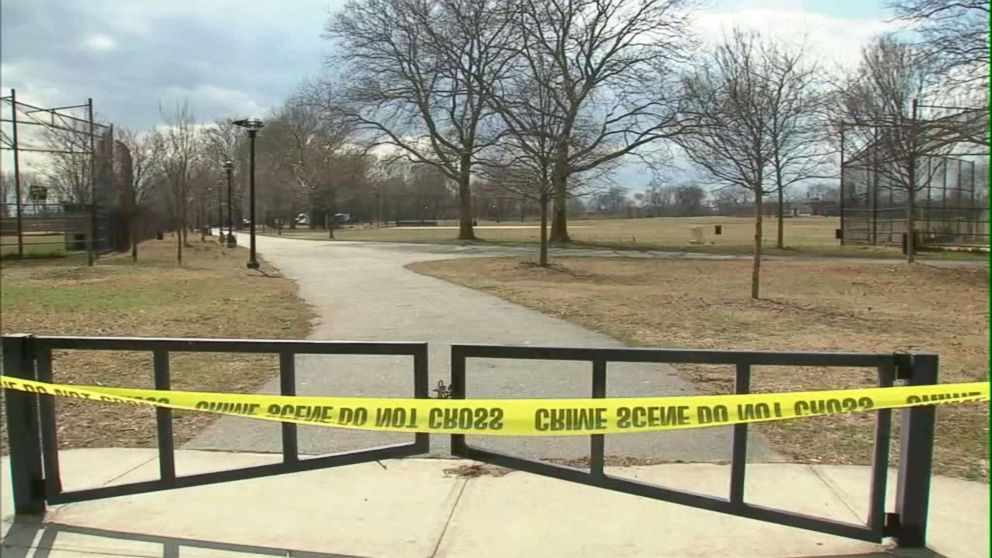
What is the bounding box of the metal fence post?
[2,334,46,514]
[893,353,938,548]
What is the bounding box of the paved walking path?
[2,450,988,557]
[189,235,780,461]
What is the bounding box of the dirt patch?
[0,235,314,450]
[410,257,989,480]
[444,463,511,478]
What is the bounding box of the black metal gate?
[449,344,938,547]
[2,335,940,548]
[2,334,429,512]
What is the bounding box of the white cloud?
[693,4,897,71]
[82,34,117,51]
[160,84,267,120]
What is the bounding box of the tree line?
[13,0,987,296]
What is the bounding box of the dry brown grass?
[269,216,986,261]
[410,257,989,480]
[0,235,314,449]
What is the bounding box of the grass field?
[0,235,313,449]
[410,256,990,480]
[266,216,986,260]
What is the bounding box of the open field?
[0,235,313,449]
[410,256,990,480]
[265,216,986,260]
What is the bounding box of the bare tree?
[116,128,160,260]
[888,0,990,89]
[507,0,695,243]
[325,0,517,240]
[201,118,248,231]
[482,58,562,265]
[43,120,92,204]
[264,82,356,237]
[672,184,706,216]
[156,101,201,265]
[837,35,984,262]
[676,29,777,299]
[764,39,832,248]
[203,119,243,163]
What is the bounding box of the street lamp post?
[222,160,236,247]
[233,118,263,268]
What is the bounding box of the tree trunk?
[181,198,189,246]
[539,192,549,267]
[752,190,763,300]
[131,223,138,261]
[775,166,784,249]
[457,155,475,240]
[130,190,138,262]
[328,188,336,240]
[906,189,916,263]
[549,171,569,243]
[176,221,183,266]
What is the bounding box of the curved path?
[188,236,781,462]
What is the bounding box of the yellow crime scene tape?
[0,376,987,436]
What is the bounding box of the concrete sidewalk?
[2,449,988,557]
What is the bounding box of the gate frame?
[449,344,938,548]
[2,334,430,513]
[2,335,940,549]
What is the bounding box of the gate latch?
[433,380,452,399]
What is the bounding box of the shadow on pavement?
[801,549,949,558]
[2,517,366,558]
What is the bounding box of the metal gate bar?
[3,334,430,509]
[449,344,936,547]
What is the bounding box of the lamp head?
[233,118,264,131]
[222,160,234,171]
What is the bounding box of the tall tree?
[324,0,517,240]
[764,39,831,248]
[482,56,563,265]
[676,29,777,299]
[267,82,356,237]
[156,101,201,265]
[202,118,246,226]
[508,0,695,242]
[115,127,160,261]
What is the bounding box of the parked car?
[295,213,309,225]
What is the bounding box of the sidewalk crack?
[808,465,864,523]
[429,478,469,558]
[48,452,159,522]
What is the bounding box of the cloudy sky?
[0,0,899,127]
[1,0,899,186]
